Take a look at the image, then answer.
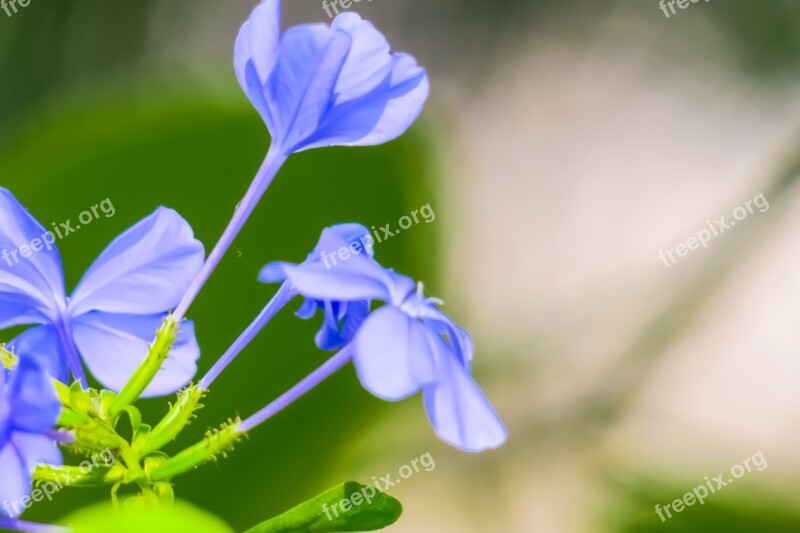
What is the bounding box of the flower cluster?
[0,1,505,530]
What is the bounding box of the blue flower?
[173,1,430,320]
[0,188,204,396]
[261,226,507,452]
[260,223,375,351]
[234,0,429,156]
[0,358,62,519]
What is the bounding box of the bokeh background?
[3,0,800,531]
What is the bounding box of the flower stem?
[33,463,125,488]
[133,384,206,457]
[198,282,295,389]
[108,316,178,418]
[173,146,288,322]
[147,346,354,481]
[148,419,244,482]
[239,344,354,432]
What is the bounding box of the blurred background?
[3,0,800,531]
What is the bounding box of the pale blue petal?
[235,0,282,87]
[299,52,429,151]
[0,294,50,332]
[0,433,61,518]
[310,224,374,260]
[8,359,60,434]
[353,306,436,401]
[72,313,199,397]
[273,260,393,302]
[0,369,7,450]
[418,304,474,367]
[423,339,507,452]
[295,298,318,319]
[330,13,392,103]
[260,226,411,304]
[267,24,352,152]
[0,518,64,532]
[234,0,282,128]
[344,53,429,147]
[9,326,69,385]
[69,207,204,316]
[258,261,294,283]
[0,442,28,518]
[0,188,65,325]
[12,432,62,483]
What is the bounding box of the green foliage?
[611,476,800,532]
[62,499,234,533]
[245,482,402,533]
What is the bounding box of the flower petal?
[267,24,352,152]
[0,188,65,326]
[267,259,392,303]
[69,207,204,316]
[423,340,506,452]
[72,313,199,397]
[313,300,370,351]
[353,306,436,401]
[235,0,282,87]
[347,53,430,147]
[331,13,392,103]
[8,358,60,434]
[260,227,412,304]
[9,326,69,385]
[299,52,429,151]
[295,298,318,319]
[418,303,474,367]
[235,0,282,128]
[0,441,29,518]
[0,433,61,518]
[310,223,375,260]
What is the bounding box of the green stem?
[34,463,125,488]
[148,419,244,482]
[134,384,206,457]
[108,316,178,418]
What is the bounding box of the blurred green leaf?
[245,481,402,533]
[62,499,233,533]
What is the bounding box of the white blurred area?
[379,9,800,533]
[147,2,800,531]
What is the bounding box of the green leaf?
[245,481,402,533]
[62,499,234,533]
